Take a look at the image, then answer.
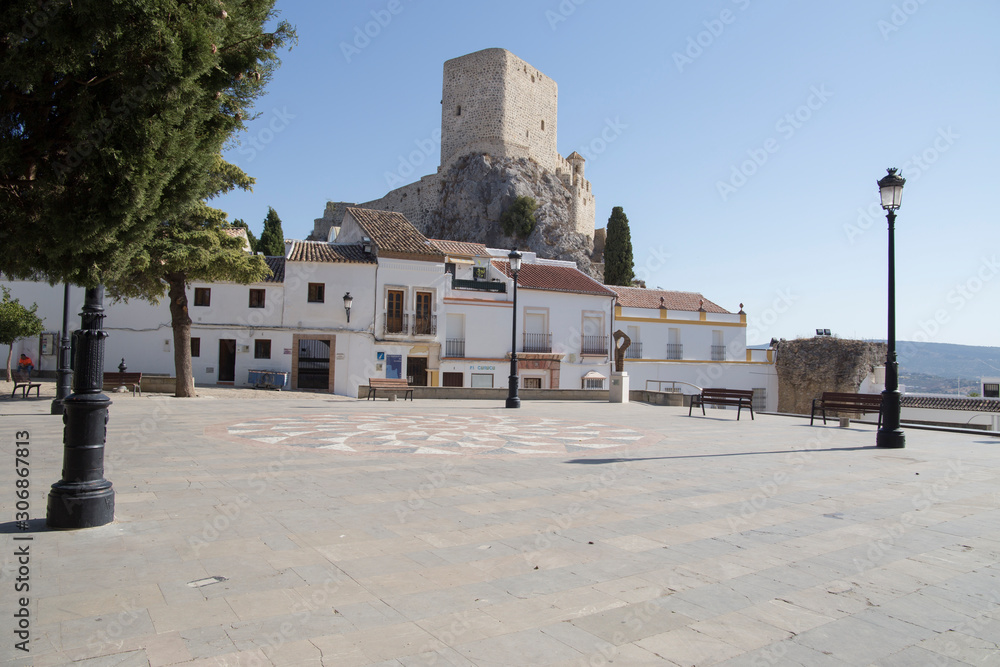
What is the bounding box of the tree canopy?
[603,206,635,286]
[0,0,295,287]
[500,196,538,239]
[257,206,285,256]
[231,218,258,253]
[0,286,45,381]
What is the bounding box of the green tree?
[257,207,285,256]
[106,157,271,397]
[500,196,539,239]
[231,218,258,253]
[0,0,295,287]
[603,206,635,286]
[0,286,45,381]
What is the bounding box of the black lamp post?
[343,292,353,323]
[877,167,906,449]
[47,286,115,528]
[506,248,522,409]
[50,283,73,414]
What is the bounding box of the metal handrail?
[644,379,703,394]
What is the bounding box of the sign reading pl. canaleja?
[470,365,496,372]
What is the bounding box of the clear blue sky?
[216,0,1000,348]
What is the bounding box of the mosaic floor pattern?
[214,412,664,457]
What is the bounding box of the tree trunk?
[5,347,11,382]
[167,273,196,397]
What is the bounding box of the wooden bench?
[11,370,41,398]
[366,377,413,401]
[689,388,755,420]
[102,371,143,396]
[811,392,882,427]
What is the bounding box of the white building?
[1,208,776,406]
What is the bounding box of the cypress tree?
[258,207,286,256]
[604,206,635,286]
[231,218,258,253]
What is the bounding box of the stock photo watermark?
[877,0,931,40]
[235,107,296,163]
[340,0,414,63]
[672,0,753,73]
[716,85,833,202]
[545,0,589,31]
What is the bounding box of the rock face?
[775,338,887,415]
[426,154,596,276]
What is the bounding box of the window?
[473,266,487,280]
[194,288,211,307]
[254,339,271,359]
[541,120,545,131]
[386,289,404,333]
[584,378,604,390]
[190,337,201,358]
[471,373,493,388]
[985,383,999,398]
[249,289,266,308]
[308,283,325,303]
[523,377,542,389]
[414,291,433,335]
[445,262,456,277]
[456,105,461,116]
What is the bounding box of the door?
[218,339,236,382]
[408,357,428,386]
[297,338,330,389]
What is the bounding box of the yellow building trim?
[746,349,752,362]
[699,311,707,321]
[660,309,667,319]
[740,312,747,324]
[616,315,746,327]
[615,305,621,317]
[428,370,439,386]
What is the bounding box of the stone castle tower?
[310,48,596,244]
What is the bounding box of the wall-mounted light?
[343,292,353,323]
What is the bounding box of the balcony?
[445,338,465,358]
[413,314,437,336]
[451,278,506,293]
[666,343,683,360]
[581,335,608,356]
[711,345,726,362]
[523,332,552,353]
[625,341,643,359]
[384,313,408,336]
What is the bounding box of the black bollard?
[47,286,115,528]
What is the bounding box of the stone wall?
[775,337,886,415]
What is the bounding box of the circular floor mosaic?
[214,413,663,457]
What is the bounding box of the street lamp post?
[50,283,73,414]
[343,292,353,323]
[506,248,522,409]
[877,167,906,449]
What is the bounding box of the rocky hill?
[422,154,597,277]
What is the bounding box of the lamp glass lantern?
[878,168,905,210]
[343,292,353,322]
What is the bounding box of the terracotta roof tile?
[493,261,616,297]
[223,227,251,252]
[286,241,376,264]
[901,396,1000,412]
[430,239,489,257]
[263,256,285,282]
[347,208,444,259]
[611,286,730,313]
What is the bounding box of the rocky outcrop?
[425,154,596,276]
[775,338,886,415]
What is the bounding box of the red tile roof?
[493,261,616,297]
[286,241,377,264]
[611,286,731,313]
[263,256,285,282]
[346,208,444,259]
[431,239,489,257]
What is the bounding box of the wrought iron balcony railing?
[625,341,643,359]
[581,335,608,356]
[711,345,726,362]
[522,332,552,353]
[445,338,465,357]
[384,313,408,336]
[666,343,683,360]
[451,278,507,293]
[413,314,437,336]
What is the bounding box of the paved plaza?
[1,385,999,666]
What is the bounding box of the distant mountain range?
[896,341,1000,381]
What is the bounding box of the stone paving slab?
[1,393,999,666]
